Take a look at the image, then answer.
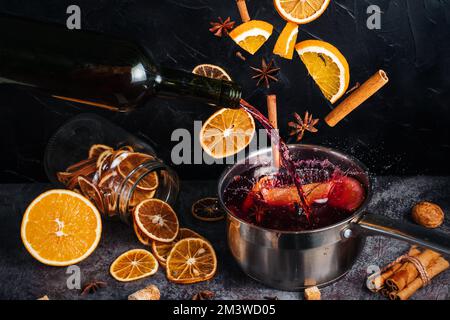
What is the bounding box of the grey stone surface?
[0,176,449,300]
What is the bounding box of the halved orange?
[296,40,350,103]
[166,238,217,284]
[134,199,179,243]
[274,0,330,24]
[273,22,299,60]
[21,190,102,266]
[229,20,273,55]
[110,249,158,282]
[200,108,255,159]
[151,228,203,267]
[193,64,232,81]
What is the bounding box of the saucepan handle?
[352,213,450,256]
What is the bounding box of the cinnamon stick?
[236,0,251,22]
[325,70,389,127]
[267,95,280,169]
[390,257,449,300]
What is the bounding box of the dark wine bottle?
[0,15,242,111]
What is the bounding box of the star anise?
[251,58,280,89]
[192,290,215,300]
[288,112,319,142]
[209,17,235,37]
[80,280,107,296]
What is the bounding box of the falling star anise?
[288,111,319,142]
[251,58,280,89]
[209,17,235,37]
[80,280,107,296]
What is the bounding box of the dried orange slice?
[110,249,158,282]
[193,64,232,81]
[21,190,102,266]
[117,153,158,191]
[295,40,350,103]
[134,199,179,243]
[166,238,217,284]
[151,228,203,267]
[229,20,273,55]
[89,144,113,159]
[129,188,156,208]
[192,198,226,222]
[78,176,105,213]
[133,220,151,246]
[274,0,330,24]
[273,22,299,60]
[200,108,255,159]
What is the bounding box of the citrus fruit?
[295,40,350,103]
[273,22,299,59]
[89,144,113,159]
[110,249,158,282]
[229,20,273,55]
[78,176,105,213]
[21,189,102,266]
[116,153,158,191]
[129,187,156,208]
[166,238,217,284]
[193,64,232,81]
[200,108,255,159]
[274,0,330,24]
[133,220,151,246]
[134,199,179,242]
[192,198,226,222]
[151,228,203,267]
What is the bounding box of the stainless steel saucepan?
[218,145,450,290]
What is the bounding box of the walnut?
[304,286,321,300]
[128,285,160,300]
[412,201,444,228]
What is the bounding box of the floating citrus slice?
[200,108,255,159]
[151,228,203,267]
[274,0,330,24]
[229,20,273,55]
[166,238,217,284]
[295,40,350,103]
[273,22,299,60]
[134,199,179,243]
[192,197,226,222]
[193,64,232,81]
[110,249,158,282]
[21,190,102,266]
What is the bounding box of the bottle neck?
[154,67,242,109]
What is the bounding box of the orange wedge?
[296,40,350,103]
[151,228,203,267]
[110,249,158,282]
[229,20,273,55]
[193,64,232,81]
[200,108,255,159]
[166,238,217,284]
[273,22,299,59]
[21,190,102,266]
[274,0,330,24]
[134,199,179,243]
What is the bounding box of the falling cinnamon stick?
[267,95,281,169]
[236,0,251,22]
[325,70,389,127]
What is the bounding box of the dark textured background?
[0,0,449,182]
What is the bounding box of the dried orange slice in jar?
[274,0,330,24]
[89,144,113,159]
[21,190,102,266]
[116,152,158,191]
[78,176,105,213]
[166,238,217,284]
[192,198,226,222]
[110,249,158,282]
[193,64,232,81]
[273,22,299,60]
[134,199,179,242]
[295,40,350,103]
[151,228,203,267]
[200,108,255,159]
[229,20,273,55]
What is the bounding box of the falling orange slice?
[229,20,273,55]
[110,249,158,282]
[193,64,232,81]
[274,0,330,24]
[273,22,299,59]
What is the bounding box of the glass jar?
[44,114,179,223]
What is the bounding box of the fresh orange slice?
[295,40,350,103]
[89,144,113,159]
[151,228,203,267]
[110,249,158,282]
[274,0,330,24]
[229,20,273,55]
[200,108,255,159]
[193,64,232,81]
[273,22,299,59]
[134,199,179,243]
[21,190,102,266]
[166,238,217,284]
[116,153,158,191]
[192,198,226,222]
